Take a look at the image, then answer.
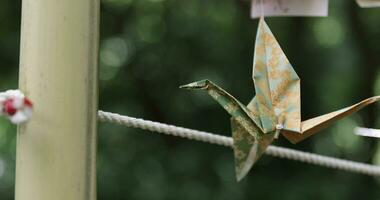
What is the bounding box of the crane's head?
[180,80,210,90]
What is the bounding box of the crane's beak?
[179,80,210,90]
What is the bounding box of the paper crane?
[180,18,380,181]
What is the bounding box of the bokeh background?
[1,0,380,199]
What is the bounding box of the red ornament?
[24,98,33,107]
[3,99,16,116]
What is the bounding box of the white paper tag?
[356,0,380,8]
[251,0,329,18]
[354,127,380,139]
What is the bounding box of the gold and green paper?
[181,18,380,181]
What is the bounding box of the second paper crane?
[181,18,380,181]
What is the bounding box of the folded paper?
[355,127,380,138]
[181,18,380,181]
[251,0,329,18]
[356,0,380,7]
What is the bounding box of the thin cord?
[98,110,380,177]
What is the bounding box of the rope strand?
[98,110,380,177]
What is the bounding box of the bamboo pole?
[16,0,99,200]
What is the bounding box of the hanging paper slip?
[355,127,380,138]
[251,0,329,18]
[356,0,380,7]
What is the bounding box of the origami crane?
[180,18,380,181]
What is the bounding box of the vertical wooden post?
[16,0,99,200]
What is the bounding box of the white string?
[98,110,380,177]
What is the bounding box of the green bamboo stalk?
[16,0,99,199]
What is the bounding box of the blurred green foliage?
[1,0,380,199]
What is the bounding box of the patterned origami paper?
[180,18,380,181]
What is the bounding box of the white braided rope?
[98,110,380,177]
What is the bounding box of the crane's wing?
[281,96,380,144]
[253,18,301,134]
